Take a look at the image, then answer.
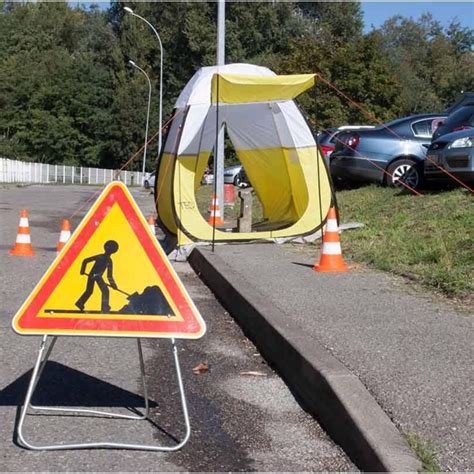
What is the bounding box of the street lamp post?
[129,60,152,180]
[216,0,225,218]
[124,7,163,159]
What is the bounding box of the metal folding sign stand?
[17,335,191,451]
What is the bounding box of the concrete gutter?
[189,247,421,472]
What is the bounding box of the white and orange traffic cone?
[56,219,72,253]
[313,207,348,272]
[9,209,36,256]
[208,193,224,226]
[147,215,156,235]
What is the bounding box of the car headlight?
[448,137,473,148]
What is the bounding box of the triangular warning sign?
[12,182,206,339]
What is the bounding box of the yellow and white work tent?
[155,63,332,247]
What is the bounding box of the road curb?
[189,247,421,472]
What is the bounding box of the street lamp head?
[124,6,163,158]
[128,59,137,67]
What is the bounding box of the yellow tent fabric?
[211,73,316,104]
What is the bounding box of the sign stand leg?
[17,336,191,451]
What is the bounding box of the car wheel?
[144,180,150,189]
[386,159,421,189]
[233,175,241,186]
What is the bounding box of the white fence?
[0,158,144,187]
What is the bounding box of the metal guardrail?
[0,158,144,186]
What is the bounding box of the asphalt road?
[0,184,354,471]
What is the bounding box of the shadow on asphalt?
[0,361,157,408]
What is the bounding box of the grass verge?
[405,432,441,472]
[336,186,473,299]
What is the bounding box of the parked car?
[224,164,243,185]
[201,171,214,185]
[317,126,375,164]
[316,127,338,163]
[424,129,474,184]
[199,164,249,187]
[433,104,474,140]
[144,171,155,189]
[330,114,447,189]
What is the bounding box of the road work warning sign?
[12,181,206,339]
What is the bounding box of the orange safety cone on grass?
[313,207,348,272]
[9,209,36,256]
[208,194,224,226]
[147,215,156,235]
[56,219,72,253]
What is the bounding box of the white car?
[201,173,214,185]
[223,164,243,185]
[144,171,155,189]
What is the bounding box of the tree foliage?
[0,1,472,167]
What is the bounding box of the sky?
[361,2,474,31]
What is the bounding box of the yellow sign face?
[12,182,206,339]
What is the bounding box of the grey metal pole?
[124,7,163,159]
[216,0,225,215]
[129,60,152,180]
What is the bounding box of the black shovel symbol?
[45,275,174,317]
[83,273,174,317]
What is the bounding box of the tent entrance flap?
[211,73,316,104]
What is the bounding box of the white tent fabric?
[175,64,275,108]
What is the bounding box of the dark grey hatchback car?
[330,114,446,188]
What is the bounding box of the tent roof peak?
[175,63,275,108]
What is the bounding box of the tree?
[378,14,474,114]
[0,2,125,166]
